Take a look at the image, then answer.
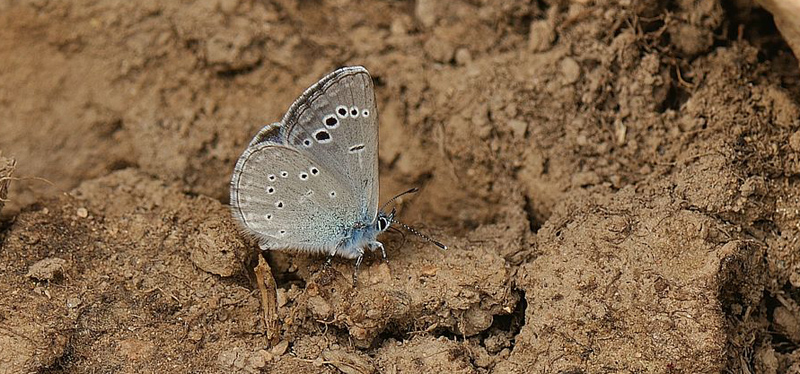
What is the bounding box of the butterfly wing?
[230,66,380,257]
[279,66,379,223]
[230,141,363,257]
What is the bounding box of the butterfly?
[230,66,445,282]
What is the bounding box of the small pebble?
[188,329,204,342]
[508,119,528,138]
[350,325,368,340]
[390,18,408,36]
[76,207,88,218]
[66,296,82,309]
[307,295,332,319]
[614,119,627,145]
[218,0,239,14]
[415,0,438,27]
[276,288,288,308]
[420,264,438,277]
[258,349,274,362]
[455,48,472,65]
[789,130,800,152]
[559,57,581,84]
[271,340,289,356]
[789,270,800,288]
[26,257,67,281]
[424,37,454,63]
[774,306,800,343]
[248,351,266,369]
[528,20,555,52]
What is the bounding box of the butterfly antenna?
[380,187,419,212]
[389,219,447,250]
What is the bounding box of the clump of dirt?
[1,0,800,372]
[0,154,14,215]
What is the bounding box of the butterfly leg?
[370,241,388,264]
[324,249,337,267]
[352,250,365,286]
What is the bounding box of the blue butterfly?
[230,66,445,282]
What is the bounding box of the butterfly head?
[375,207,395,233]
[376,190,448,251]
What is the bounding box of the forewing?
[280,67,379,222]
[230,142,359,253]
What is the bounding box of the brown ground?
[1,0,800,373]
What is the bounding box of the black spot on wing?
[315,130,331,142]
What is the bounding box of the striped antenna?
[390,219,447,250]
[381,187,447,250]
[380,187,419,212]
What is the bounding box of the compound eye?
[377,217,388,231]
